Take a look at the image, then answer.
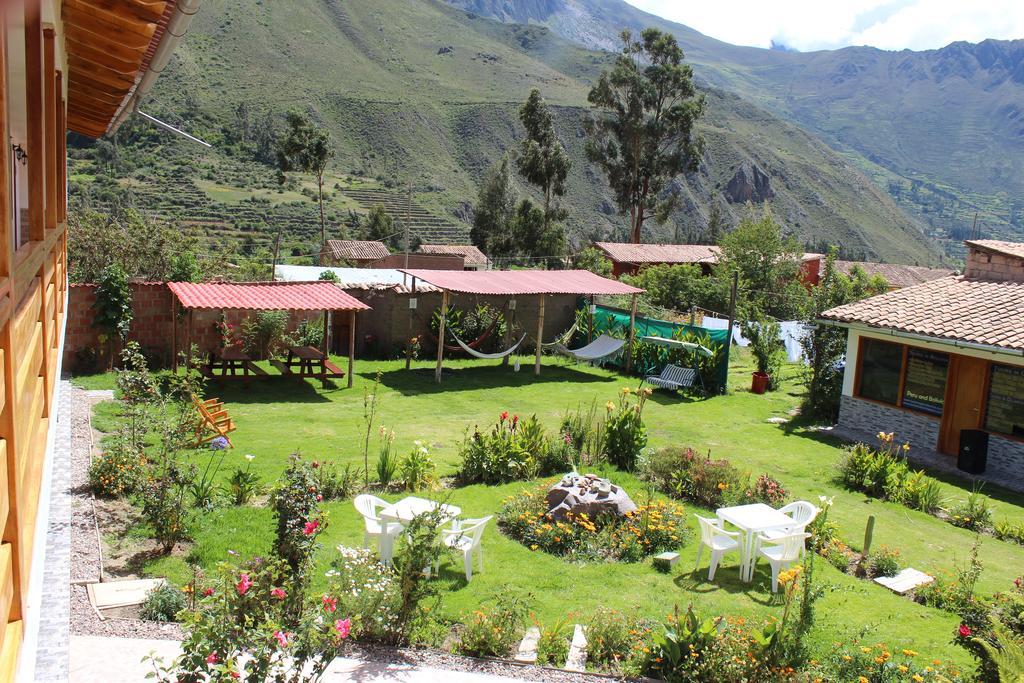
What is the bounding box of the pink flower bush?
[958,623,972,638]
[270,587,286,600]
[236,573,252,596]
[274,630,290,648]
[302,520,319,536]
[334,618,351,640]
[202,587,214,597]
[206,652,219,665]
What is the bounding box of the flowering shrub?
[312,459,363,501]
[838,434,944,513]
[990,577,1024,639]
[329,547,400,642]
[819,538,856,572]
[994,519,1024,546]
[535,616,571,666]
[869,545,902,578]
[497,483,689,562]
[140,583,187,622]
[149,556,352,682]
[747,473,787,507]
[584,606,649,674]
[272,455,326,577]
[806,641,963,682]
[914,542,988,633]
[946,489,993,532]
[457,412,570,485]
[455,589,530,657]
[640,446,784,510]
[398,441,437,491]
[603,387,649,470]
[88,437,145,498]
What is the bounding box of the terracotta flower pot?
[751,371,770,394]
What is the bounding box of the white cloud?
[622,0,1024,51]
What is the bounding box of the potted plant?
[744,317,783,394]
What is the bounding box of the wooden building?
[0,1,194,677]
[820,240,1024,490]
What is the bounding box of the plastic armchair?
[353,494,404,565]
[760,501,819,556]
[754,531,810,592]
[694,515,741,581]
[435,516,493,581]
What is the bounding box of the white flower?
[818,495,834,507]
[244,454,255,462]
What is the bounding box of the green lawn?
[78,351,1024,670]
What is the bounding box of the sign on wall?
[902,348,949,416]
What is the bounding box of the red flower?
[206,652,219,665]
[317,495,323,502]
[958,623,972,637]
[1015,577,1022,589]
[236,573,252,596]
[270,587,287,600]
[230,673,240,680]
[202,587,214,597]
[322,594,337,613]
[274,630,290,648]
[334,618,351,640]
[500,411,509,422]
[512,414,519,427]
[303,520,319,536]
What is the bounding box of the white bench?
[643,364,703,394]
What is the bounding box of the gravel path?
[67,386,625,681]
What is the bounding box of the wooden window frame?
[854,336,954,419]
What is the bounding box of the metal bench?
[643,364,703,394]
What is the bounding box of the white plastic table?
[379,496,462,525]
[717,503,795,582]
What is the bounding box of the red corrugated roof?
[398,269,643,295]
[167,282,371,311]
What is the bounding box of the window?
[857,338,904,405]
[985,364,1024,437]
[901,348,949,416]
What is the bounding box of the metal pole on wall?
[435,290,449,383]
[534,294,545,376]
[588,295,594,344]
[171,297,178,372]
[724,271,739,393]
[625,293,638,374]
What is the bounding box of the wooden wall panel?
[0,544,12,628]
[0,620,23,681]
[0,443,8,541]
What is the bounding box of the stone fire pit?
[545,473,637,522]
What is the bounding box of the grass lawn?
[78,350,1024,670]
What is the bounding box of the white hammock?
[540,320,580,349]
[556,334,626,361]
[454,333,528,360]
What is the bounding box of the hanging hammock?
[556,334,626,362]
[453,332,528,360]
[423,304,505,353]
[540,320,580,349]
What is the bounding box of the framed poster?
[901,348,948,416]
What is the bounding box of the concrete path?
[70,635,527,682]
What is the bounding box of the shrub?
[584,607,645,672]
[241,310,288,359]
[819,538,855,572]
[869,545,901,577]
[744,317,784,390]
[272,455,326,576]
[603,388,649,470]
[534,616,571,666]
[457,412,565,485]
[641,447,746,508]
[456,590,530,657]
[994,519,1024,546]
[390,502,450,644]
[990,577,1024,639]
[838,435,944,513]
[330,547,399,642]
[747,473,787,507]
[915,542,988,629]
[88,437,145,498]
[227,455,262,505]
[374,428,398,488]
[313,460,363,501]
[807,640,962,683]
[140,583,187,622]
[947,489,994,532]
[398,441,437,492]
[498,483,690,563]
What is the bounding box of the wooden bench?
[643,364,703,395]
[192,394,236,446]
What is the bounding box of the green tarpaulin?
[590,305,730,392]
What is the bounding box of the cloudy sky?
[622,0,1024,52]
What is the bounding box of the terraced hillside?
[339,188,470,244]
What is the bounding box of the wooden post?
[171,297,178,372]
[43,27,55,231]
[534,294,545,376]
[435,290,448,383]
[321,311,330,357]
[625,293,638,373]
[186,308,193,363]
[25,0,45,241]
[405,279,416,370]
[587,295,594,344]
[724,271,739,393]
[347,310,355,388]
[502,299,512,367]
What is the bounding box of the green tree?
[717,208,808,319]
[517,89,570,250]
[584,29,705,244]
[471,157,517,258]
[276,111,334,248]
[511,199,564,266]
[572,247,612,277]
[624,263,728,314]
[359,205,395,248]
[93,264,133,367]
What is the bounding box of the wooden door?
[939,356,988,455]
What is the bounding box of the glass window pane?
[985,364,1024,437]
[901,348,948,416]
[858,339,903,405]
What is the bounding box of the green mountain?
[445,0,1024,254]
[70,0,943,265]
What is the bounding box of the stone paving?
[33,379,74,682]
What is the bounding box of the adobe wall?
[965,245,1024,282]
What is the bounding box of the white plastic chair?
[694,515,741,581]
[754,531,810,592]
[353,494,404,565]
[435,516,492,581]
[760,501,819,556]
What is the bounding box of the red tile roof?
[418,244,489,266]
[399,269,644,296]
[167,282,371,312]
[830,261,955,289]
[324,239,390,261]
[593,242,721,265]
[965,240,1024,261]
[820,275,1024,352]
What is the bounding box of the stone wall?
[835,394,941,452]
[987,434,1024,486]
[965,245,1024,282]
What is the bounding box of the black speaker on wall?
[957,429,988,475]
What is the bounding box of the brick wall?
[65,283,176,368]
[965,246,1024,282]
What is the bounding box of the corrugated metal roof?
[324,240,391,261]
[399,269,644,296]
[274,265,441,292]
[594,242,721,265]
[418,244,489,266]
[167,282,371,311]
[820,275,1024,352]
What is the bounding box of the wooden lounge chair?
[643,364,704,395]
[192,394,236,446]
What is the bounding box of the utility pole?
[723,271,738,394]
[270,219,282,278]
[970,212,979,240]
[403,178,412,270]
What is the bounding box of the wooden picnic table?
[208,346,254,377]
[284,345,326,377]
